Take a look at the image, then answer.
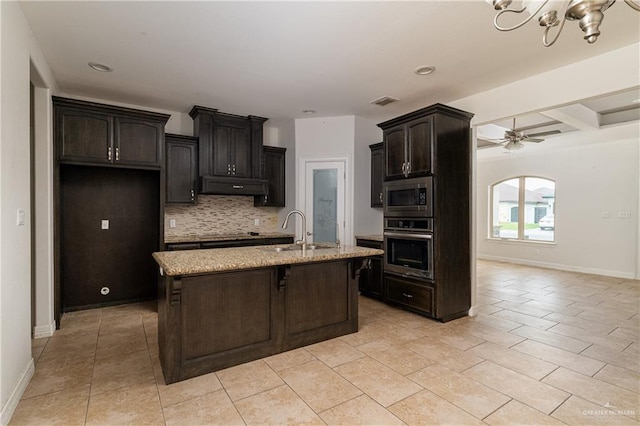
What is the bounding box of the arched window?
[490,176,555,242]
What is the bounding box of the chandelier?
[489,0,640,47]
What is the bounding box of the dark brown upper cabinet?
[382,115,432,180]
[53,97,170,169]
[189,106,268,195]
[166,134,198,204]
[369,142,383,208]
[255,146,286,207]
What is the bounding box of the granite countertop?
[165,232,295,244]
[355,234,383,242]
[153,244,384,276]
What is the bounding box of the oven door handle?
[383,232,432,240]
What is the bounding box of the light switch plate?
[169,219,176,228]
[17,209,25,226]
[254,219,260,226]
[101,220,109,230]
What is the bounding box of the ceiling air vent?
[370,96,399,106]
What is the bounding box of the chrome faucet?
[282,210,307,252]
[326,220,341,249]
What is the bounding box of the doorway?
[299,158,351,246]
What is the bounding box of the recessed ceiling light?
[415,65,436,76]
[302,109,316,114]
[88,62,113,72]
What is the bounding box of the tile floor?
[11,260,640,425]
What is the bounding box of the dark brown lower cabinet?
[355,238,383,299]
[385,274,434,317]
[158,258,363,383]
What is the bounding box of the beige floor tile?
[512,339,605,376]
[98,313,143,335]
[163,389,245,426]
[545,312,618,334]
[582,344,640,373]
[101,301,156,318]
[91,349,155,396]
[306,337,366,367]
[463,361,569,415]
[356,339,434,376]
[11,384,90,426]
[263,347,316,372]
[483,399,565,425]
[157,370,222,408]
[494,300,553,318]
[406,337,484,372]
[235,384,323,425]
[424,325,486,351]
[521,299,585,316]
[95,326,148,360]
[593,364,640,394]
[388,389,485,425]
[474,304,504,315]
[85,380,164,425]
[38,332,98,364]
[551,395,638,425]
[542,367,639,420]
[467,341,558,380]
[609,326,639,342]
[32,344,46,364]
[452,321,525,348]
[32,337,50,349]
[319,394,405,425]
[334,357,423,407]
[468,313,522,332]
[409,364,511,420]
[510,325,591,353]
[56,315,101,337]
[369,321,429,345]
[548,323,633,352]
[216,359,284,402]
[338,323,384,347]
[22,356,94,399]
[491,309,558,330]
[278,360,362,413]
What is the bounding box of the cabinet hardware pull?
[228,164,231,175]
[115,147,120,161]
[191,189,195,200]
[264,194,268,204]
[379,192,383,203]
[402,293,414,298]
[406,162,411,175]
[232,185,244,189]
[108,146,112,161]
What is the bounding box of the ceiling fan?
[481,117,560,153]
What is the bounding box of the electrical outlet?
[101,220,109,230]
[169,219,177,228]
[16,209,25,226]
[254,219,260,226]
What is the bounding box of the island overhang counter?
[153,244,383,384]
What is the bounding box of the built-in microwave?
[383,176,433,217]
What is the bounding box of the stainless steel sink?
[263,243,336,252]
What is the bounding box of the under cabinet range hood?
[200,176,268,196]
[189,105,269,197]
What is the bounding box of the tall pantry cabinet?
[53,97,170,324]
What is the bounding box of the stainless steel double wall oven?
[383,176,434,281]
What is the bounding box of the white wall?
[477,133,639,278]
[1,2,58,424]
[354,116,383,236]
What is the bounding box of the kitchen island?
[153,244,383,384]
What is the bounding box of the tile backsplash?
[165,195,280,237]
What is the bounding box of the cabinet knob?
[108,146,112,161]
[115,147,120,161]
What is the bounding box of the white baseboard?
[468,305,478,316]
[477,254,636,280]
[0,358,34,426]
[33,321,56,339]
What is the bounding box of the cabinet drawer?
[355,239,383,250]
[201,177,267,196]
[385,275,433,315]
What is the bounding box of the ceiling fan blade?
[522,137,544,143]
[527,130,561,137]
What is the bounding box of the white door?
[304,161,345,245]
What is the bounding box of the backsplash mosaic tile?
[165,195,280,238]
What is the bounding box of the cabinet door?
[230,127,251,177]
[370,143,383,207]
[283,261,355,348]
[384,125,406,180]
[256,146,286,207]
[213,126,232,176]
[58,109,113,164]
[166,139,197,204]
[406,117,432,176]
[115,118,163,167]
